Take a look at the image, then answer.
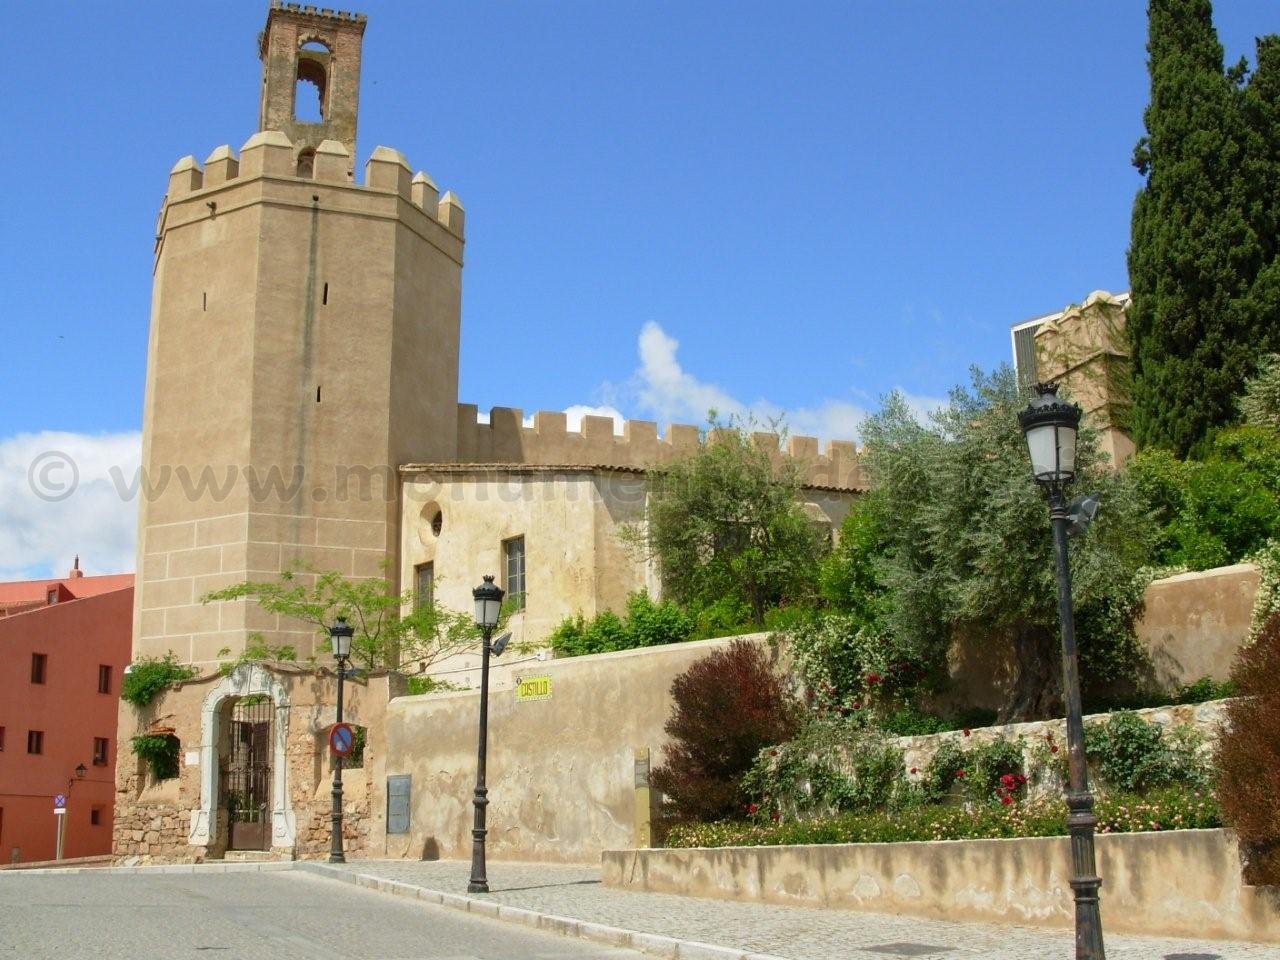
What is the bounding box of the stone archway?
[188,664,295,853]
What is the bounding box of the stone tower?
[258,2,365,176]
[132,3,465,670]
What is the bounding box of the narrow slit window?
[27,730,43,755]
[316,385,322,403]
[202,291,207,311]
[322,282,329,305]
[31,653,46,684]
[503,536,526,611]
[93,737,109,766]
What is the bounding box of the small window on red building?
[98,665,112,694]
[93,737,109,766]
[27,731,43,754]
[90,807,102,827]
[31,653,47,684]
[0,726,5,751]
[47,589,58,604]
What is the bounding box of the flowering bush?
[665,785,1220,849]
[1083,710,1209,793]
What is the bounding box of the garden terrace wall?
[604,829,1280,942]
[943,563,1259,711]
[889,700,1228,794]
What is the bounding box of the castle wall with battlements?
[452,404,867,490]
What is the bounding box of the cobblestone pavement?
[333,859,1279,960]
[0,870,646,960]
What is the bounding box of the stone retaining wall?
[604,829,1280,943]
[888,699,1229,792]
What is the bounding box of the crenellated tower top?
[258,2,368,176]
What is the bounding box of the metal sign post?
[53,794,67,861]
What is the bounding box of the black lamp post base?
[467,880,489,893]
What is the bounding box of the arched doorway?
[219,696,273,851]
[189,664,295,855]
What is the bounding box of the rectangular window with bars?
[414,562,434,609]
[93,737,109,766]
[98,665,112,694]
[27,730,43,755]
[503,536,526,611]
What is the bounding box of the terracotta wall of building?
[0,587,132,863]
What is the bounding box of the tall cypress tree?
[1127,0,1280,455]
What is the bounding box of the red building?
[0,560,133,864]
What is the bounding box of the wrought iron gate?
[220,697,272,851]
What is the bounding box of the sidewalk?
[317,858,1277,959]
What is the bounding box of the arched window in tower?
[296,148,316,179]
[294,40,330,123]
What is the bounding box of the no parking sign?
[329,722,355,757]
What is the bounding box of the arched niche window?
[296,148,316,179]
[294,39,331,123]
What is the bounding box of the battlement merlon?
[259,2,367,58]
[158,136,464,254]
[451,404,867,491]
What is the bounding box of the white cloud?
[562,405,626,436]
[622,321,948,443]
[0,430,141,580]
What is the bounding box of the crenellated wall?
[161,135,464,245]
[450,405,867,490]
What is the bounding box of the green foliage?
[665,785,1220,848]
[404,675,464,695]
[1247,539,1280,644]
[742,722,910,819]
[1084,710,1209,793]
[624,417,825,627]
[1127,1,1280,455]
[216,636,298,675]
[1241,354,1280,432]
[547,592,694,658]
[1128,427,1280,569]
[854,367,1157,720]
[130,734,180,782]
[120,653,197,708]
[202,566,482,673]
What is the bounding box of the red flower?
[962,728,971,737]
[770,810,780,822]
[1050,745,1059,754]
[747,803,759,815]
[852,702,862,710]
[955,768,966,779]
[1000,773,1016,788]
[866,673,881,684]
[1000,794,1013,806]
[909,767,918,774]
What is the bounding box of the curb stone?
[0,860,293,878]
[294,861,789,960]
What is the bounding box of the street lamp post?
[1018,382,1105,960]
[328,616,354,864]
[468,575,505,893]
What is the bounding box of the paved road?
[0,870,646,960]
[333,859,1280,960]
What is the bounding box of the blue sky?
[0,1,1275,578]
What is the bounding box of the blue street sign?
[53,794,66,809]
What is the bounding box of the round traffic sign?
[329,722,355,756]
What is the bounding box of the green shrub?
[547,592,694,658]
[1084,710,1208,793]
[665,785,1219,848]
[131,734,181,782]
[120,654,197,708]
[1129,426,1280,571]
[689,595,756,641]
